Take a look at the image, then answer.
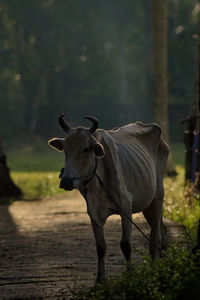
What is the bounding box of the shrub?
[74,247,200,300]
[11,172,63,200]
[164,166,200,244]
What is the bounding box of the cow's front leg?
[120,214,132,266]
[90,218,106,283]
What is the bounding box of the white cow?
[49,114,169,282]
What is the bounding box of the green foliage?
[164,166,200,243]
[74,247,200,300]
[11,171,63,201]
[5,137,65,200]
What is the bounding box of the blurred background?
[1,2,200,297]
[0,0,199,171]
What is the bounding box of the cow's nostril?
[59,177,74,190]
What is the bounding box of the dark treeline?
[0,0,199,141]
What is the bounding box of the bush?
[11,172,64,200]
[164,166,200,244]
[74,247,200,300]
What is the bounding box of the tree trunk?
[0,136,22,199]
[152,0,175,175]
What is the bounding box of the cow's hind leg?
[143,208,168,251]
[142,191,165,260]
[120,214,132,266]
[143,205,161,259]
[90,218,106,283]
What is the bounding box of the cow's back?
[108,121,169,176]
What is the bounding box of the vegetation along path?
[0,192,186,299]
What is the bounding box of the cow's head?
[48,114,105,190]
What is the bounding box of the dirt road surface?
[0,191,186,299]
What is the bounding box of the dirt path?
[0,192,186,299]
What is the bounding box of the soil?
[0,191,186,299]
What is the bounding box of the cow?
[48,114,169,283]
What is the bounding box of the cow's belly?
[118,142,157,213]
[131,181,156,213]
[122,173,156,213]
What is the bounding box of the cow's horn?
[58,113,71,133]
[84,116,98,133]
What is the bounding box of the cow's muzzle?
[59,176,75,191]
[59,168,75,190]
[59,168,80,190]
[59,159,98,190]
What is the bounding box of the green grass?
[11,171,64,201]
[5,137,66,200]
[74,248,200,300]
[164,166,200,244]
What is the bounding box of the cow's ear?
[48,138,64,152]
[93,142,105,158]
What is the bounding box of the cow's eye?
[83,147,90,153]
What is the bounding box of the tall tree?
[152,0,168,139]
[152,0,175,174]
